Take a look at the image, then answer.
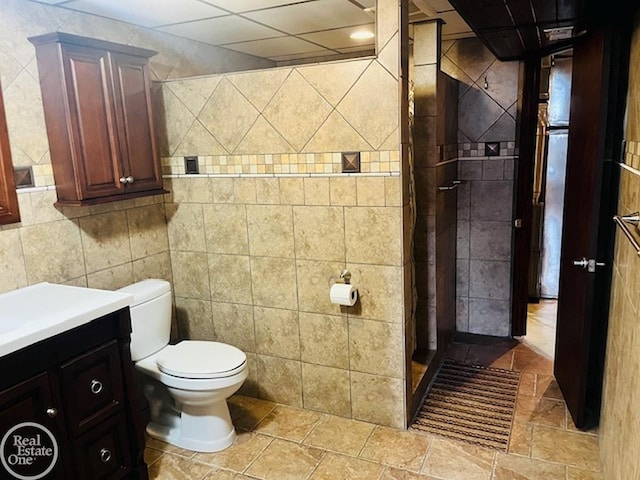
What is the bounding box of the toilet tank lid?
[117,279,171,306]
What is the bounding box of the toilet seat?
[156,341,246,379]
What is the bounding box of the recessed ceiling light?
[350,30,375,40]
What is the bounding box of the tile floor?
[520,300,558,360]
[145,338,603,480]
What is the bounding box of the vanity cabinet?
[0,309,148,480]
[28,33,166,206]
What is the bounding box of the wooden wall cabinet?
[0,80,20,224]
[0,310,148,479]
[29,33,166,206]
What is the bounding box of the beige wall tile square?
[127,204,169,260]
[303,416,374,456]
[279,177,305,205]
[254,306,300,360]
[170,251,210,300]
[256,178,281,204]
[175,296,214,340]
[166,202,206,252]
[79,211,132,273]
[86,263,134,290]
[247,205,294,257]
[302,363,351,417]
[234,178,257,204]
[28,190,66,224]
[208,254,252,304]
[349,319,404,378]
[251,257,297,310]
[347,263,404,322]
[21,220,85,284]
[350,372,405,428]
[345,207,402,265]
[0,229,27,293]
[256,355,303,407]
[210,302,255,352]
[293,206,345,261]
[238,353,260,398]
[360,426,430,471]
[385,176,402,206]
[296,259,345,315]
[329,177,357,206]
[133,252,173,283]
[169,177,213,204]
[356,177,386,206]
[203,204,248,255]
[211,177,235,203]
[304,177,330,205]
[299,312,349,369]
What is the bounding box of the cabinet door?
[59,341,125,437]
[62,44,124,199]
[0,373,68,480]
[110,52,163,194]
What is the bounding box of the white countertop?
[0,282,133,357]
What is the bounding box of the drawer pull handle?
[46,407,58,418]
[90,379,103,395]
[99,448,112,463]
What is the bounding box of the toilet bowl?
[118,279,247,452]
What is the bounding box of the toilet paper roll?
[330,283,358,306]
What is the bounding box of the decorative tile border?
[624,140,640,171]
[161,151,401,176]
[458,142,516,158]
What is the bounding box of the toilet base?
[146,421,236,452]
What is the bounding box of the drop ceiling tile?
[243,0,372,35]
[159,15,284,45]
[428,0,455,12]
[299,24,375,50]
[200,0,302,14]
[439,10,473,38]
[269,50,338,63]
[30,0,68,4]
[224,36,330,60]
[63,0,226,27]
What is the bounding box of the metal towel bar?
[438,180,462,192]
[613,212,640,257]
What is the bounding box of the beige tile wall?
[600,12,640,478]
[165,173,407,427]
[0,0,412,429]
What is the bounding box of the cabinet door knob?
[119,176,128,184]
[99,448,112,463]
[90,379,104,394]
[126,176,134,184]
[46,407,58,418]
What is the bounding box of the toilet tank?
[118,279,172,362]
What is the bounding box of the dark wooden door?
[554,23,629,428]
[110,52,163,194]
[62,44,124,199]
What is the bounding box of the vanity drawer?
[60,341,125,436]
[72,412,131,480]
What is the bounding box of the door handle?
[573,257,605,273]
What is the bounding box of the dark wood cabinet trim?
[0,81,20,225]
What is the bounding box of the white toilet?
[119,279,247,452]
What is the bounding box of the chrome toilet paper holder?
[328,269,351,286]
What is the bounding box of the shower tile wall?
[600,11,640,479]
[441,38,520,337]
